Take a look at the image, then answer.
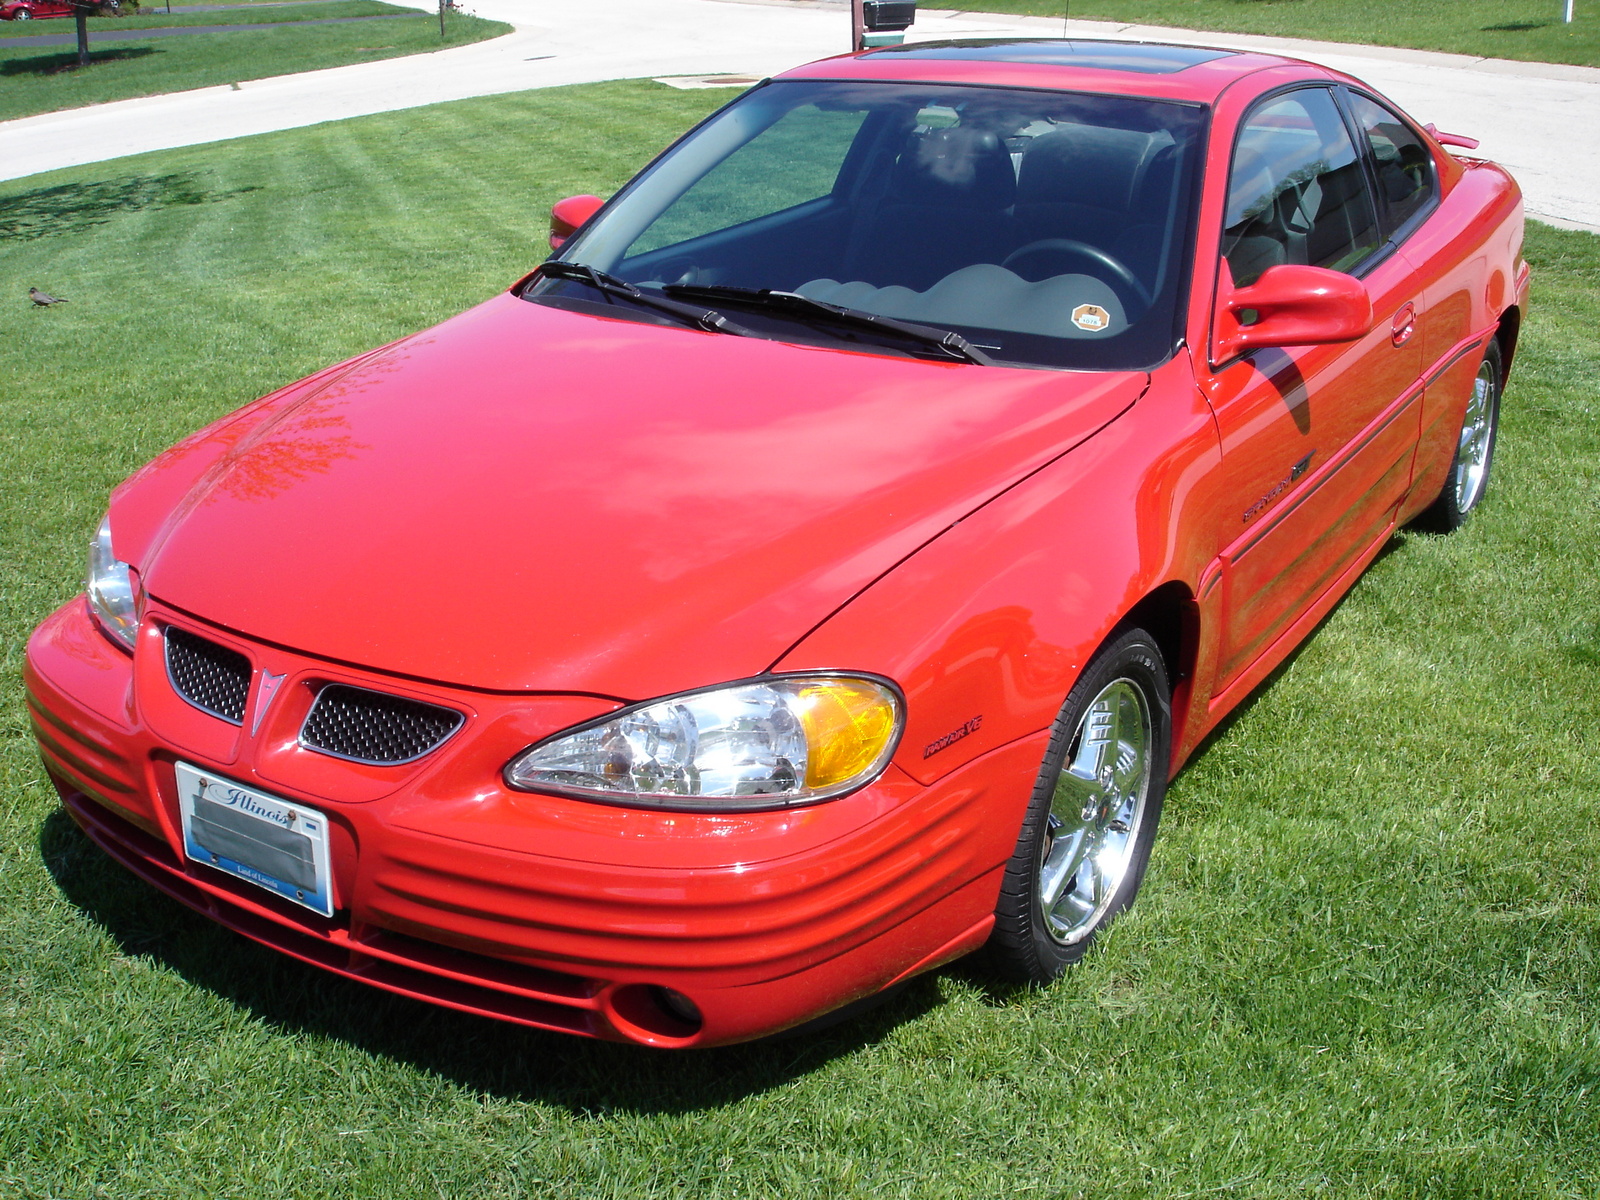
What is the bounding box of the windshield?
[530,79,1206,370]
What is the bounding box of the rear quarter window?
[1344,91,1435,236]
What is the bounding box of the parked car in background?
[27,38,1526,1047]
[2,0,124,18]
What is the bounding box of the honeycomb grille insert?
[165,626,251,724]
[300,684,463,765]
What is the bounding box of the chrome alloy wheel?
[1037,678,1154,945]
[1454,357,1498,513]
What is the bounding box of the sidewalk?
[0,0,1595,230]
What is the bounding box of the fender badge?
[924,715,984,759]
[1071,303,1111,332]
[250,671,287,736]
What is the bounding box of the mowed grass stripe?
[2,80,1599,1198]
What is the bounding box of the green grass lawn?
[950,0,1600,68]
[0,7,506,121]
[3,79,1599,1198]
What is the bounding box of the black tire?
[1413,340,1503,533]
[987,627,1171,983]
[14,8,33,18]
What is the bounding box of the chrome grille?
[300,684,462,765]
[164,626,251,724]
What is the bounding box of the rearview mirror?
[549,194,604,250]
[1212,261,1373,365]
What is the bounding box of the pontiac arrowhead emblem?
[250,671,287,736]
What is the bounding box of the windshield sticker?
[1072,304,1113,332]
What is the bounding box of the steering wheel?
[1000,239,1148,309]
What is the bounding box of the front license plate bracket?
[175,762,335,917]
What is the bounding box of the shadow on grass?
[39,806,945,1112]
[1482,21,1549,32]
[0,170,261,243]
[0,45,159,76]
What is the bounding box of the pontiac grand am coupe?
[26,39,1526,1047]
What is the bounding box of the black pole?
[438,0,445,39]
[74,6,90,66]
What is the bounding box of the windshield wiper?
[533,261,752,336]
[661,284,994,366]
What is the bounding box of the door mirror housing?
[1212,261,1373,365]
[549,194,604,250]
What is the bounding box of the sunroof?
[867,39,1235,74]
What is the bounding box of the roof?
[776,37,1318,103]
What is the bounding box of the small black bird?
[29,287,68,307]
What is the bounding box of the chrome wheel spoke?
[1040,825,1091,908]
[1088,853,1108,907]
[1050,868,1097,924]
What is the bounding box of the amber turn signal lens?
[796,680,899,790]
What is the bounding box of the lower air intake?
[300,684,463,765]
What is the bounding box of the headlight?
[505,674,903,810]
[86,513,141,651]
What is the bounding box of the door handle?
[1391,302,1417,347]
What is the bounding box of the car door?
[1339,88,1473,513]
[1199,86,1426,692]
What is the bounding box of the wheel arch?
[1118,580,1198,689]
[1494,304,1521,387]
[1116,580,1202,772]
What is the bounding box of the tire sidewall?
[989,627,1172,982]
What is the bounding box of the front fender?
[772,354,1222,792]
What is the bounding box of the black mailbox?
[863,0,917,33]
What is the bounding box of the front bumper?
[26,597,1041,1046]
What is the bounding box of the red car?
[1,0,122,18]
[26,38,1525,1047]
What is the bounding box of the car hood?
[129,292,1145,699]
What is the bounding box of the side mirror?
[549,194,604,251]
[1212,261,1373,365]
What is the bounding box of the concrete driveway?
[0,0,1595,230]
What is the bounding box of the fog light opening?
[605,983,705,1043]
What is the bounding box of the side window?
[629,105,868,255]
[1345,91,1435,234]
[1223,88,1381,287]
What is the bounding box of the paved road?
[1,12,416,49]
[0,0,1595,230]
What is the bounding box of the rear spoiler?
[1424,123,1481,150]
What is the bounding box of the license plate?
[175,763,334,917]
